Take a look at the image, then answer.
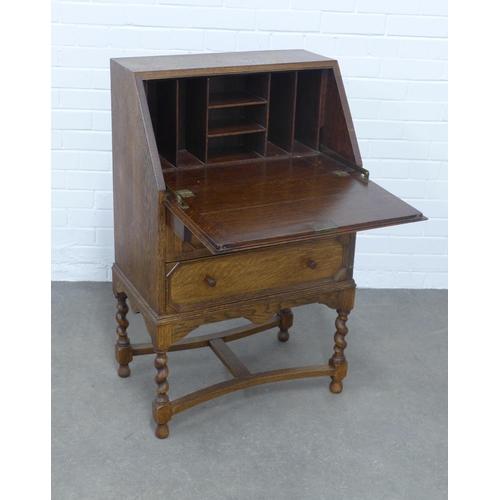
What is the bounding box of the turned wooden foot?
[277,308,293,342]
[152,351,172,439]
[115,292,133,377]
[329,379,343,394]
[329,309,349,394]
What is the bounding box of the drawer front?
[167,237,346,311]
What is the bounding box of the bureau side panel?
[111,61,167,312]
[320,63,362,167]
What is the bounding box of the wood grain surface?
[163,154,425,253]
[111,50,426,438]
[167,236,344,310]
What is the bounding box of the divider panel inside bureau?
[145,69,324,168]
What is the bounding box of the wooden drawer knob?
[307,259,318,269]
[205,276,217,287]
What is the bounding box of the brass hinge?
[169,188,195,209]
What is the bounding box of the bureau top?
[111,49,335,79]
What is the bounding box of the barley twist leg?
[329,309,349,394]
[115,292,133,378]
[152,351,172,439]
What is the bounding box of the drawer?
[167,237,346,311]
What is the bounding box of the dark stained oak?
[268,71,297,153]
[145,79,178,166]
[110,64,167,314]
[116,49,334,80]
[185,78,208,163]
[294,69,322,151]
[207,117,265,137]
[115,292,133,377]
[153,351,172,439]
[110,50,426,438]
[320,63,362,167]
[329,309,350,394]
[171,365,340,416]
[128,315,282,357]
[277,308,293,342]
[206,143,262,164]
[209,339,252,378]
[171,315,281,350]
[163,155,425,254]
[166,236,344,312]
[209,90,267,108]
[176,150,204,168]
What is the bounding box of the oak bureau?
[110,50,426,438]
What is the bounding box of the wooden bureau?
[110,50,426,439]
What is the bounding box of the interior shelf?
[208,118,266,138]
[209,91,267,109]
[145,68,323,167]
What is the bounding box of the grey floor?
[52,283,447,500]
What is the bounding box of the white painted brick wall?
[51,0,448,288]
